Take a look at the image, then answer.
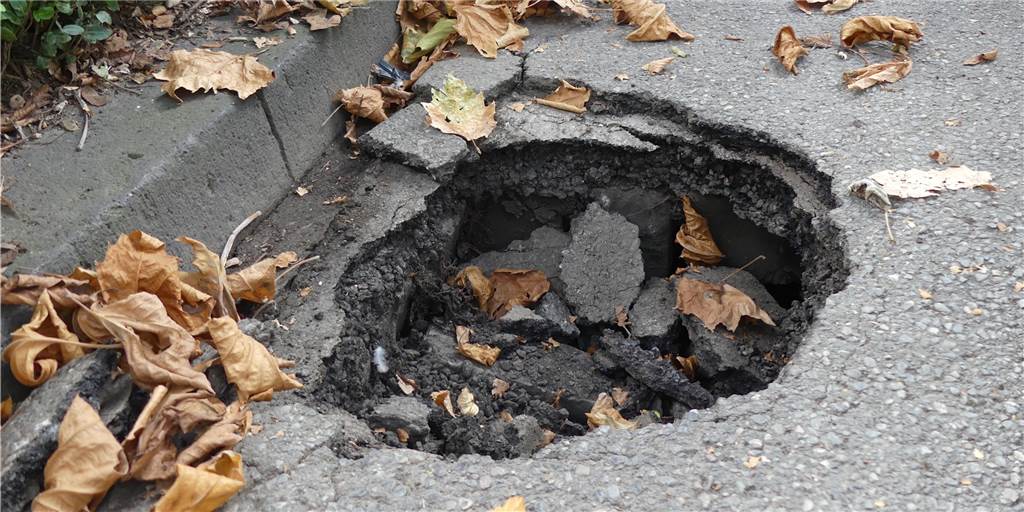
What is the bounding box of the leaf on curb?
[178,237,238,320]
[676,196,724,266]
[454,325,501,366]
[176,402,249,467]
[422,74,497,142]
[451,2,528,58]
[3,291,87,387]
[842,59,912,91]
[963,49,997,66]
[642,56,674,75]
[32,396,128,512]
[772,26,808,75]
[534,80,590,114]
[402,18,456,63]
[0,273,95,310]
[225,251,298,304]
[585,392,637,430]
[334,84,414,124]
[490,496,527,512]
[675,277,775,332]
[610,0,694,42]
[153,49,275,102]
[840,16,923,48]
[207,317,302,402]
[457,387,479,416]
[153,451,245,512]
[863,166,994,199]
[303,9,341,31]
[431,390,456,417]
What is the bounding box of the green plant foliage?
[1,0,117,70]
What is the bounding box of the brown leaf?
[675,277,775,332]
[772,26,808,75]
[3,291,87,387]
[454,325,502,366]
[396,0,444,33]
[334,84,414,124]
[918,288,933,300]
[614,306,630,329]
[800,33,833,48]
[963,49,998,66]
[153,49,275,102]
[929,150,950,165]
[676,196,724,266]
[498,409,514,422]
[744,455,762,469]
[611,387,629,406]
[81,86,109,107]
[842,59,912,91]
[676,355,698,381]
[177,237,238,320]
[396,428,410,443]
[534,80,590,114]
[821,0,858,14]
[177,401,249,466]
[491,377,510,398]
[453,266,492,310]
[451,3,528,58]
[396,372,418,394]
[840,16,923,48]
[585,392,637,430]
[207,317,302,402]
[866,166,993,199]
[303,9,342,31]
[0,273,95,310]
[76,293,214,394]
[431,390,456,417]
[153,451,245,512]
[642,56,674,75]
[542,337,559,351]
[457,387,479,416]
[32,396,128,511]
[225,251,296,303]
[454,266,550,318]
[611,0,694,42]
[553,0,591,19]
[1,397,12,424]
[490,496,527,512]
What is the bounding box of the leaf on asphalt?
[225,251,298,303]
[534,79,591,114]
[793,0,830,15]
[3,291,86,387]
[402,18,456,63]
[451,2,529,58]
[457,387,479,416]
[454,266,550,318]
[491,377,510,398]
[396,0,444,32]
[178,237,238,320]
[963,49,998,66]
[585,392,637,430]
[842,59,912,91]
[675,277,776,332]
[154,49,275,102]
[676,355,698,381]
[676,196,724,266]
[97,230,213,332]
[840,16,923,48]
[821,0,858,14]
[153,451,245,512]
[236,0,296,26]
[864,166,994,199]
[553,0,592,19]
[800,33,833,48]
[32,396,128,512]
[431,390,457,417]
[0,273,95,310]
[642,56,674,75]
[397,372,418,394]
[207,316,302,402]
[76,293,214,394]
[303,9,341,31]
[744,455,763,469]
[454,325,502,366]
[490,496,527,512]
[610,0,694,42]
[176,402,249,467]
[422,74,497,142]
[772,26,808,75]
[929,150,950,165]
[81,86,109,107]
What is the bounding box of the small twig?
[221,210,262,263]
[469,139,481,154]
[103,79,143,95]
[74,91,91,151]
[275,255,320,284]
[718,255,766,284]
[851,48,870,66]
[321,103,344,127]
[251,299,277,319]
[883,209,895,243]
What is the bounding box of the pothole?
[319,115,848,460]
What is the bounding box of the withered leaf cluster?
[453,265,550,318]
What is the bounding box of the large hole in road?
[319,122,848,460]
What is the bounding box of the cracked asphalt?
[213,1,1024,510]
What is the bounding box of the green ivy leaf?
[36,55,53,70]
[82,23,112,42]
[32,5,56,22]
[95,10,111,24]
[9,0,28,15]
[62,24,84,36]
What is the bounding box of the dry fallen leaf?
[431,390,456,417]
[454,325,502,366]
[676,355,698,381]
[676,196,724,266]
[396,428,410,444]
[492,378,510,398]
[918,288,933,300]
[153,451,245,512]
[177,236,238,321]
[491,496,527,512]
[800,33,833,48]
[542,338,560,351]
[0,273,95,310]
[840,16,923,48]
[225,251,296,304]
[508,102,527,112]
[642,56,674,75]
[457,387,479,416]
[963,49,998,66]
[121,387,213,481]
[422,74,497,143]
[451,2,528,58]
[334,84,413,124]
[154,49,275,102]
[772,26,808,75]
[534,79,590,114]
[675,277,776,332]
[611,387,629,406]
[176,401,249,467]
[610,0,694,42]
[843,59,912,91]
[614,73,630,81]
[208,316,302,402]
[32,396,128,512]
[454,266,550,318]
[864,166,993,199]
[295,186,309,196]
[821,0,858,14]
[3,291,86,387]
[396,372,417,394]
[744,455,763,469]
[303,9,341,30]
[1,397,12,424]
[929,150,950,165]
[586,392,637,430]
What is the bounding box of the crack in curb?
[258,91,298,183]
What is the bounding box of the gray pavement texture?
[3,1,1023,511]
[237,1,1024,510]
